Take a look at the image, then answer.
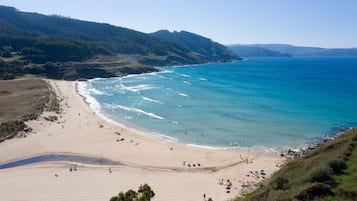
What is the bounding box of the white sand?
[0,80,282,201]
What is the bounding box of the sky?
[0,0,356,48]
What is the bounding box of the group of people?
[69,165,77,172]
[182,161,201,168]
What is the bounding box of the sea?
[77,57,357,149]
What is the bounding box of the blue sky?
[1,0,356,48]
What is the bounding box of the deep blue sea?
[78,57,357,148]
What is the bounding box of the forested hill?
[152,30,240,61]
[0,6,239,80]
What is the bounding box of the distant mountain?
[0,6,239,80]
[247,44,357,57]
[151,30,241,62]
[227,45,291,57]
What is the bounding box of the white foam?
[120,84,156,93]
[142,96,164,104]
[106,104,164,120]
[186,143,223,150]
[77,82,101,112]
[179,73,191,77]
[177,92,190,97]
[198,77,207,81]
[150,131,179,143]
[89,88,104,95]
[158,70,174,74]
[166,88,190,97]
[182,81,191,85]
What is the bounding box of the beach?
[0,80,282,201]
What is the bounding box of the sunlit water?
[78,57,357,148]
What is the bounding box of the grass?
[233,129,357,201]
[333,141,357,191]
[0,79,52,140]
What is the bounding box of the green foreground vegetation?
[234,129,357,201]
[110,184,155,201]
[0,79,57,141]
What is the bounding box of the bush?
[295,183,333,201]
[273,176,290,190]
[307,165,332,183]
[110,184,155,201]
[138,184,155,201]
[328,159,347,174]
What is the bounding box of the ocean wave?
[158,70,174,74]
[178,73,191,78]
[122,73,147,79]
[142,96,164,104]
[77,82,101,112]
[89,88,104,95]
[150,131,179,143]
[105,104,164,120]
[177,92,190,97]
[182,81,191,85]
[198,77,207,81]
[119,84,156,92]
[166,88,190,97]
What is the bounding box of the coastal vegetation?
[152,30,240,62]
[234,128,357,201]
[110,184,155,201]
[0,79,55,142]
[0,6,239,80]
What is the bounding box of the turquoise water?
[79,57,357,148]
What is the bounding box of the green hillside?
[0,6,239,80]
[152,30,241,61]
[234,129,357,201]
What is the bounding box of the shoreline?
[0,79,282,201]
[77,79,284,156]
[78,74,352,154]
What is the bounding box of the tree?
[110,184,155,201]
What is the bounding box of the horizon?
[0,0,357,48]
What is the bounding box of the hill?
[0,6,239,80]
[247,44,357,57]
[227,45,291,57]
[234,129,357,201]
[151,30,241,62]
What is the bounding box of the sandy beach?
[0,80,282,201]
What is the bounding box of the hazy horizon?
[1,0,356,48]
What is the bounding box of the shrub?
[307,165,332,183]
[328,159,347,174]
[273,176,290,190]
[109,184,155,201]
[138,184,155,201]
[295,183,333,201]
